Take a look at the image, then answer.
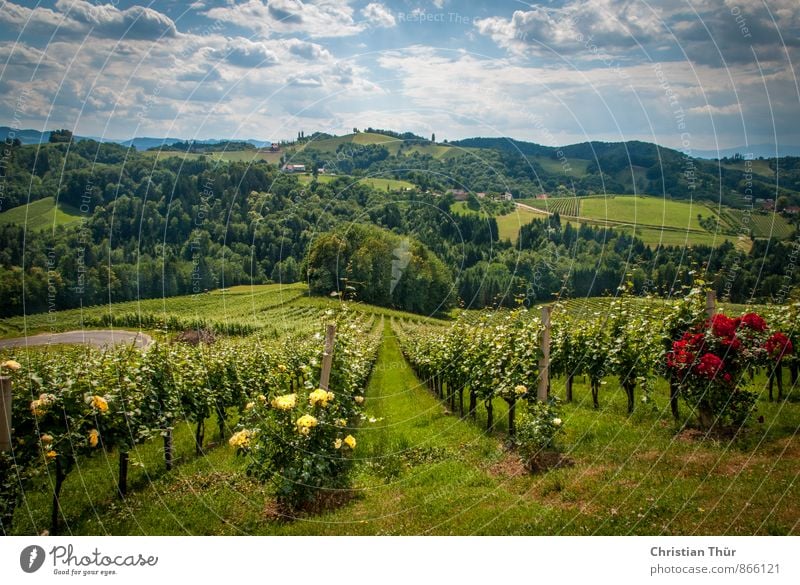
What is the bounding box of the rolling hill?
[0,196,82,231]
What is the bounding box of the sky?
[1,0,799,152]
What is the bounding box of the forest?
[0,137,798,317]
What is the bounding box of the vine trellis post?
[319,324,337,391]
[538,306,552,402]
[0,376,11,453]
[706,291,717,319]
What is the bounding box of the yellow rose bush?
[232,313,380,511]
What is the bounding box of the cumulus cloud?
[283,39,332,60]
[361,3,396,28]
[0,0,177,39]
[205,0,364,38]
[54,0,177,39]
[474,0,664,56]
[213,38,279,68]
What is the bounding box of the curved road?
[0,330,153,350]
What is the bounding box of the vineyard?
[0,287,798,535]
[522,197,581,217]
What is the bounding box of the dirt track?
[0,330,153,350]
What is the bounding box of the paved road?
[0,330,153,350]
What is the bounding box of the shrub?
[234,385,360,511]
[513,399,564,471]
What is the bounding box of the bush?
[234,385,360,511]
[513,399,564,471]
[665,312,791,429]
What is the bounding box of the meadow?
[0,196,82,232]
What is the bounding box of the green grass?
[295,174,415,190]
[719,159,775,177]
[8,320,799,535]
[578,195,712,232]
[0,283,444,340]
[532,156,591,178]
[358,177,415,190]
[451,201,545,243]
[0,283,308,339]
[719,208,795,240]
[520,195,752,249]
[141,150,283,164]
[0,197,82,231]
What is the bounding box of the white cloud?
[212,38,279,68]
[474,0,665,57]
[0,0,177,39]
[361,3,396,28]
[283,38,332,60]
[204,0,364,38]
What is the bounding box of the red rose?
[710,314,737,338]
[765,332,793,360]
[740,313,767,332]
[720,336,742,351]
[695,352,725,380]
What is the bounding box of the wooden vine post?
[319,324,336,391]
[538,306,552,402]
[0,376,12,535]
[706,291,716,319]
[0,376,11,453]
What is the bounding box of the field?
[141,149,283,164]
[295,173,415,191]
[517,195,768,249]
[451,201,543,243]
[718,208,795,239]
[532,155,591,178]
[0,282,442,339]
[0,196,82,231]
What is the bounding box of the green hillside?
[518,194,796,249]
[0,196,82,231]
[0,282,441,339]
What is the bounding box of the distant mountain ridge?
[0,127,272,151]
[2,126,800,159]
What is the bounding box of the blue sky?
[1,0,798,152]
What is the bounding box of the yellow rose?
[296,414,318,434]
[343,435,356,449]
[309,388,334,408]
[1,359,21,371]
[245,401,255,411]
[514,384,528,396]
[257,394,267,404]
[92,395,109,413]
[271,393,297,411]
[40,434,54,445]
[30,400,45,417]
[354,396,364,405]
[334,438,342,449]
[228,429,253,449]
[45,450,57,461]
[88,429,100,448]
